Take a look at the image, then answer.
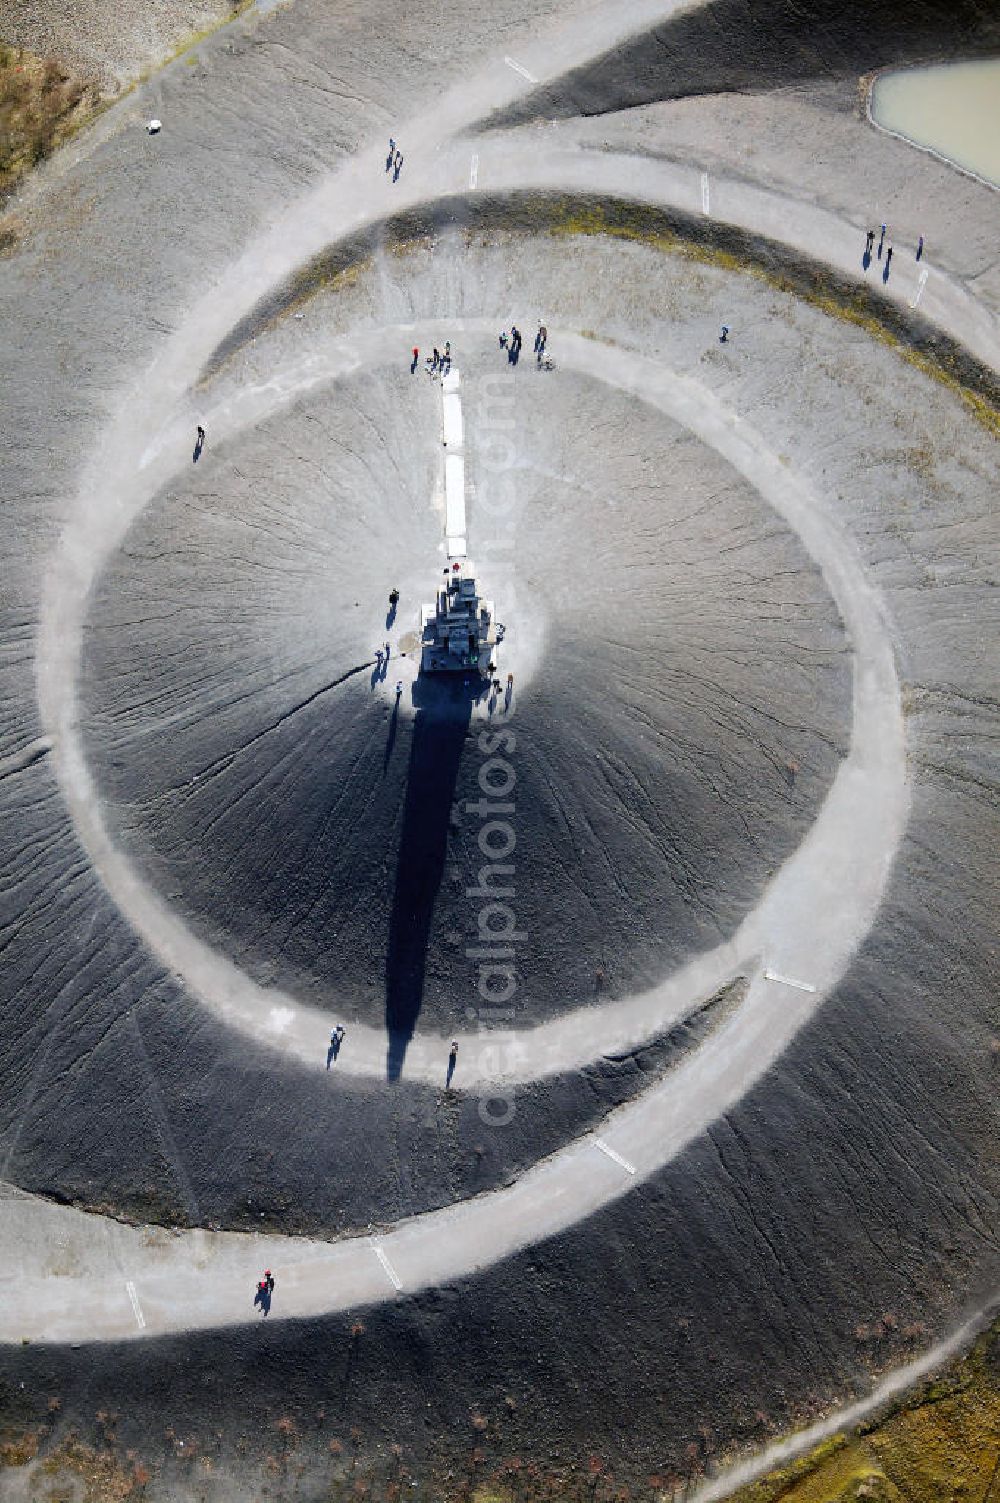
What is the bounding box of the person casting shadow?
[254,1280,271,1316]
[326,1025,345,1068]
[446,1040,458,1088]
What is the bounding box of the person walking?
[386,138,395,172]
[411,346,419,373]
[327,1025,345,1067]
[865,229,874,256]
[446,1039,458,1087]
[885,244,893,272]
[916,235,924,261]
[719,324,730,343]
[878,223,886,259]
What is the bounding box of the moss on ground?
[0,1324,996,1499]
[544,197,1000,441]
[725,1318,1000,1503]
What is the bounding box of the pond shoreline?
[869,58,1000,191]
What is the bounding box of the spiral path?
[0,10,997,1491]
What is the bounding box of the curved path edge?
[36,322,904,1087]
[688,1294,1000,1502]
[13,328,908,1343]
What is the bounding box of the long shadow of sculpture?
[490,0,1000,125]
[384,674,484,1081]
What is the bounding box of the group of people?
[386,137,403,182]
[863,224,923,282]
[408,343,453,375]
[373,640,393,682]
[425,342,452,376]
[498,323,551,368]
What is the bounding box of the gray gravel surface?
[0,0,997,1494]
[1,0,237,90]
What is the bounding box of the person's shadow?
[371,652,383,689]
[882,260,891,285]
[254,1284,271,1316]
[862,248,871,272]
[386,599,398,630]
[446,1048,457,1088]
[508,343,520,366]
[193,434,204,464]
[383,692,401,775]
[384,674,482,1081]
[326,1031,343,1068]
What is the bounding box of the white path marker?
[125,1281,146,1330]
[370,1239,403,1291]
[441,367,467,557]
[470,152,479,190]
[504,55,537,83]
[701,171,711,216]
[764,969,817,994]
[593,1137,637,1175]
[910,267,929,309]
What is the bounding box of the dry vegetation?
[723,1320,1000,1503]
[2,1325,994,1503]
[0,44,98,197]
